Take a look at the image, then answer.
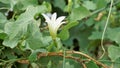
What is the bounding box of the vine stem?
[18,51,108,68]
[72,51,108,68]
[63,48,65,68]
[0,7,9,10]
[41,51,108,68]
[100,0,113,59]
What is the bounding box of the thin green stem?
[100,0,113,59]
[53,39,57,48]
[0,58,25,64]
[63,48,66,68]
[52,38,59,52]
[11,11,16,20]
[0,7,9,10]
[99,60,120,64]
[81,0,119,20]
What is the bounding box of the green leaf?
[0,12,7,39]
[70,6,90,22]
[108,45,120,61]
[0,0,18,10]
[83,1,96,10]
[15,1,51,12]
[31,63,39,68]
[26,23,46,50]
[0,12,7,31]
[42,1,51,12]
[96,0,107,9]
[15,63,29,68]
[64,0,81,12]
[5,6,38,39]
[4,48,17,59]
[0,0,11,4]
[65,59,82,68]
[3,37,20,48]
[58,22,78,40]
[37,56,63,68]
[112,58,120,68]
[16,22,49,50]
[3,5,50,48]
[65,62,74,68]
[3,6,37,48]
[63,25,92,51]
[0,33,7,39]
[64,22,79,30]
[107,28,120,45]
[28,52,37,62]
[88,31,102,40]
[53,0,66,10]
[86,61,99,68]
[0,12,7,23]
[37,56,82,68]
[17,0,38,10]
[58,29,69,40]
[64,0,73,12]
[28,49,46,61]
[84,17,95,27]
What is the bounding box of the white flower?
[42,13,66,39]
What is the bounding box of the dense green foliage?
[0,0,120,68]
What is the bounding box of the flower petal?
[54,16,66,31]
[61,22,66,24]
[42,12,66,39]
[42,13,51,23]
[51,13,57,21]
[54,21,66,32]
[56,16,65,24]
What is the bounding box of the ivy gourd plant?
[0,0,120,68]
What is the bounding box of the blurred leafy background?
[0,0,120,68]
